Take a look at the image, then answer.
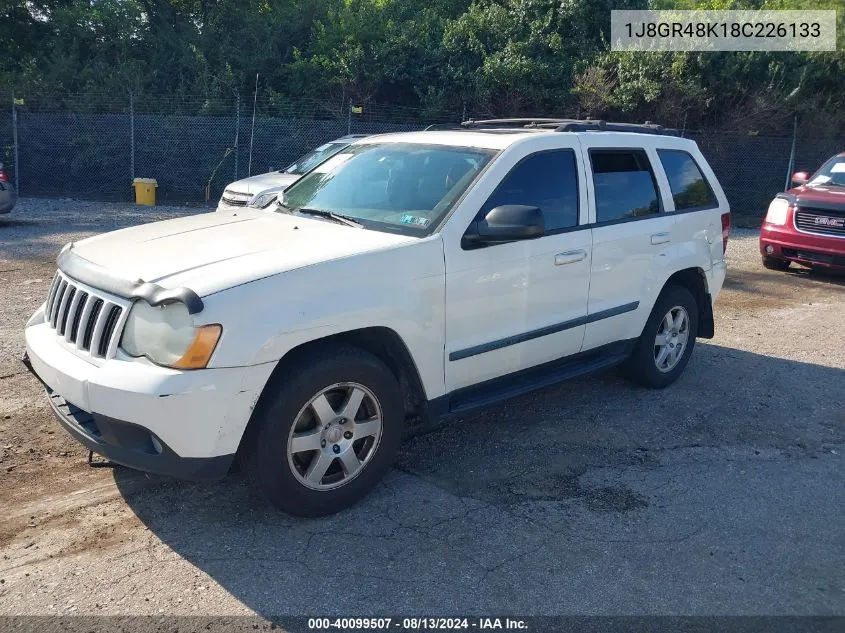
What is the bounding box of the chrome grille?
[794,207,845,238]
[221,190,250,207]
[43,271,130,361]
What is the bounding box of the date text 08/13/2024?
[307,618,528,630]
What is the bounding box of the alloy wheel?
[286,382,383,491]
[653,306,690,373]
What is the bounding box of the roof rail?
[459,118,678,136]
[424,123,464,131]
[553,120,678,135]
[461,118,571,128]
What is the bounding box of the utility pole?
[11,93,19,194]
[129,91,135,181]
[248,74,258,176]
[234,94,240,181]
[784,115,798,191]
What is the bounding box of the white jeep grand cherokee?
[24,120,729,516]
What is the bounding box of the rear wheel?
[239,344,404,516]
[622,285,698,389]
[762,256,790,271]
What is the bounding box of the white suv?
[24,120,730,516]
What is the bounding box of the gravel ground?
[0,198,843,620]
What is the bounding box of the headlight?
[248,192,278,209]
[765,198,790,225]
[121,301,222,369]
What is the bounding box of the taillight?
[721,212,731,254]
[0,163,7,183]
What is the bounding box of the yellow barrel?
[132,178,157,206]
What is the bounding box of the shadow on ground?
[724,266,845,292]
[114,343,845,617]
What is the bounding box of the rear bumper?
[759,223,845,270]
[707,259,727,304]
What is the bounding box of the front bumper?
[760,223,845,270]
[23,316,262,481]
[24,356,233,480]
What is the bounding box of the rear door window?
[657,149,717,211]
[590,150,661,223]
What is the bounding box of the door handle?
[554,249,587,266]
[650,232,671,245]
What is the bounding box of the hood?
[784,183,845,210]
[224,171,300,195]
[67,210,416,296]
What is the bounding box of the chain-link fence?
[0,92,464,205]
[1,91,843,217]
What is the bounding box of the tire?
[621,285,698,389]
[239,344,404,517]
[762,256,790,271]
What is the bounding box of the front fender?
[201,237,447,400]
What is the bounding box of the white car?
[24,120,730,516]
[217,135,367,210]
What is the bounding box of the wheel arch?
[240,326,429,453]
[662,267,714,338]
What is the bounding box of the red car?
[760,152,845,272]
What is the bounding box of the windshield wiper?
[296,208,362,228]
[274,199,294,214]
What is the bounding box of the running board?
[429,339,636,420]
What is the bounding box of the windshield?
[278,142,496,234]
[808,156,845,187]
[283,141,352,175]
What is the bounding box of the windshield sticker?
[830,162,845,173]
[313,153,353,173]
[400,214,430,227]
[313,143,332,152]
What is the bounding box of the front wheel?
[621,285,698,389]
[239,344,404,516]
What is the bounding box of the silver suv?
[217,135,367,211]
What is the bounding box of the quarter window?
[590,150,661,223]
[479,150,579,232]
[658,149,717,211]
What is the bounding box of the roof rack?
[459,118,678,136]
[423,123,464,131]
[461,118,572,128]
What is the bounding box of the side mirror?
[791,171,810,187]
[463,205,544,247]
